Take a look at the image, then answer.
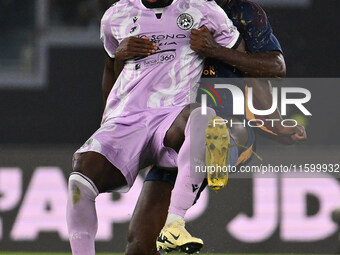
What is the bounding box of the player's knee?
[204,106,216,119]
[73,153,96,180]
[188,106,216,128]
[72,151,128,193]
[185,104,216,119]
[191,106,216,119]
[72,152,112,193]
[228,117,249,147]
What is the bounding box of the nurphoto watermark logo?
[200,83,312,128]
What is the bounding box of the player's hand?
[276,124,307,145]
[190,26,220,58]
[115,37,158,61]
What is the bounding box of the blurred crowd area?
[0,0,117,28]
[0,0,117,73]
[0,0,34,72]
[49,0,118,27]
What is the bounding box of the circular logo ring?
[177,13,194,30]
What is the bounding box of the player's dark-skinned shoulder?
[223,0,282,54]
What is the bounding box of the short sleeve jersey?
[100,0,240,121]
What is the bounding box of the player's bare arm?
[190,25,286,77]
[102,55,120,104]
[190,26,305,144]
[115,37,157,61]
[246,78,307,144]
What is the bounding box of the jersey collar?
[139,0,177,9]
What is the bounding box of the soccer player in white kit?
[66,0,242,254]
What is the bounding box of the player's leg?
[125,175,175,254]
[158,116,249,253]
[156,104,221,253]
[67,152,127,255]
[125,166,177,255]
[163,104,215,222]
[67,118,150,255]
[126,106,245,254]
[228,116,249,153]
[125,104,198,255]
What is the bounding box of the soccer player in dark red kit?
[124,0,307,254]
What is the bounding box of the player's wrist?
[114,52,125,61]
[276,125,297,137]
[210,44,224,59]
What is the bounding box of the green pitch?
[1,253,200,255]
[1,253,334,255]
[0,253,287,255]
[0,253,239,255]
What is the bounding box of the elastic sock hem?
[69,172,99,196]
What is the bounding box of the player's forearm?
[102,56,124,105]
[102,73,115,105]
[247,78,307,143]
[212,46,286,78]
[245,78,285,133]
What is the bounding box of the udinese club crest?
[177,13,194,30]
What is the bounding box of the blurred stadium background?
[1,0,340,254]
